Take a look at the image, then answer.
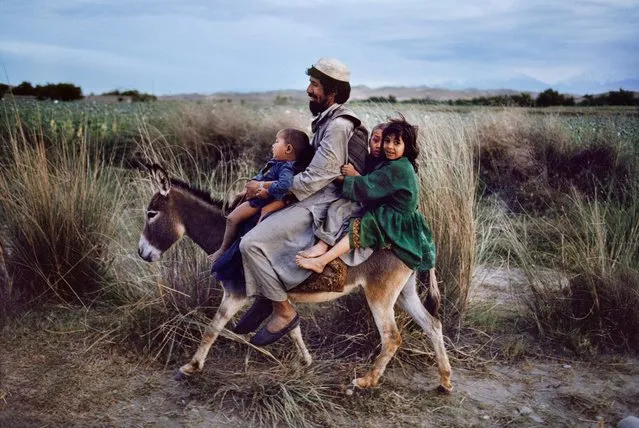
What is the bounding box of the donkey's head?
[138,165,186,262]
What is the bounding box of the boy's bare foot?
[207,248,224,264]
[295,255,326,274]
[297,240,329,258]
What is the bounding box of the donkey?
[138,165,453,394]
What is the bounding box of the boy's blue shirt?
[251,159,296,201]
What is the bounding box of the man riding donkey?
[238,57,372,345]
[138,57,453,393]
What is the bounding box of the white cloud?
[0,40,189,73]
[0,0,637,93]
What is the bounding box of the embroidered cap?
[312,57,350,83]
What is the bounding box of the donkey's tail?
[421,268,441,318]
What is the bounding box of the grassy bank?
[1,100,638,424]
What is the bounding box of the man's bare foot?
[297,240,329,258]
[266,301,297,333]
[295,255,327,274]
[207,248,225,264]
[265,311,297,333]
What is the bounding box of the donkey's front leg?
[177,290,248,379]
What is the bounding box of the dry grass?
[0,118,125,313]
[3,102,639,425]
[142,102,308,172]
[525,192,639,352]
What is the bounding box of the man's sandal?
[233,296,273,334]
[250,314,300,346]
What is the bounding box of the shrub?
[473,111,636,214]
[147,102,308,172]
[507,191,639,353]
[0,122,125,312]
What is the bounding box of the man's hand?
[255,187,270,199]
[245,180,261,199]
[341,163,360,177]
[333,175,345,184]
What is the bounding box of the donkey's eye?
[147,211,158,220]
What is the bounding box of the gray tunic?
[239,103,371,301]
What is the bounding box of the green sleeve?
[343,161,408,202]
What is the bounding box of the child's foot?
[297,241,329,258]
[207,249,225,265]
[295,255,327,274]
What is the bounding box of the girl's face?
[369,129,383,158]
[383,134,405,160]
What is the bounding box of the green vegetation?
[0,81,159,102]
[2,81,83,101]
[101,89,157,102]
[1,99,639,424]
[362,87,638,107]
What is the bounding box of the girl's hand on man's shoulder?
[341,163,359,177]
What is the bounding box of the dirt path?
[2,337,637,427]
[1,268,638,427]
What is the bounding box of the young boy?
[208,128,313,264]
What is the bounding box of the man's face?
[307,76,334,115]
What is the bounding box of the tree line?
[361,88,638,107]
[0,81,83,101]
[0,81,156,102]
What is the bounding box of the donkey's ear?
[150,164,171,196]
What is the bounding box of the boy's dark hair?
[305,67,351,104]
[382,114,420,172]
[278,128,314,171]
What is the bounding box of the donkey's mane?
[170,178,224,209]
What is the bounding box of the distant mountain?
[554,78,639,95]
[159,86,528,102]
[349,85,522,101]
[437,75,551,93]
[158,77,639,102]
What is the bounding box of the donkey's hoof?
[436,384,453,395]
[174,369,191,381]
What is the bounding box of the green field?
[1,99,638,425]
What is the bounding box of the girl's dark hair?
[278,128,314,171]
[381,114,420,172]
[305,67,351,104]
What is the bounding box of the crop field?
[1,99,638,426]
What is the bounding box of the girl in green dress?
[295,116,436,273]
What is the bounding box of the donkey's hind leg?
[397,272,453,393]
[349,268,411,394]
[177,289,248,379]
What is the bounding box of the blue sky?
[1,0,638,95]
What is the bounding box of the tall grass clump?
[147,102,308,171]
[415,111,477,326]
[512,191,639,353]
[0,117,126,313]
[476,110,639,352]
[473,110,634,215]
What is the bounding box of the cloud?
[0,0,637,93]
[0,40,188,73]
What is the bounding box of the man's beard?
[309,99,328,116]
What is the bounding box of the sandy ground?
[1,267,638,427]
